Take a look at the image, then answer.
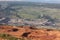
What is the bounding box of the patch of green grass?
[0,34,25,40]
[17,7,60,19]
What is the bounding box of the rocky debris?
[22,32,31,37]
[11,28,19,32]
[0,17,57,26]
[0,17,10,24]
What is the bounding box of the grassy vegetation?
[1,4,60,19]
[0,34,25,40]
[16,7,60,19]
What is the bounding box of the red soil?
[0,25,60,40]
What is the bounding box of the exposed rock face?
[0,25,60,40]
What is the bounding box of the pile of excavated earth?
[0,25,60,40]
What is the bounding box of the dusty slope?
[0,25,60,40]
